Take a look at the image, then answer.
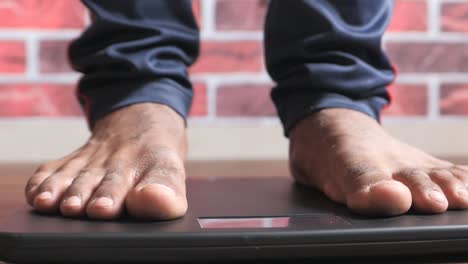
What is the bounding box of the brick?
[388,0,428,32]
[190,41,263,74]
[193,0,202,29]
[385,42,468,73]
[189,82,207,116]
[0,84,82,117]
[215,0,268,31]
[216,83,275,117]
[441,2,468,33]
[0,42,25,73]
[0,0,85,29]
[40,40,74,74]
[382,83,428,116]
[440,83,468,115]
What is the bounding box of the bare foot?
[289,108,468,216]
[25,103,188,220]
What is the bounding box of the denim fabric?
[265,0,395,135]
[70,0,395,135]
[69,0,199,128]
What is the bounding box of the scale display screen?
[198,215,350,229]
[198,217,290,229]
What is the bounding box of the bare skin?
[25,105,468,219]
[290,108,468,216]
[25,103,188,220]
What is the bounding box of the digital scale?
[1,177,468,263]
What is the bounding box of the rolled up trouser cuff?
[273,91,388,136]
[78,78,193,129]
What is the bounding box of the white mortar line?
[208,31,468,42]
[0,35,24,41]
[25,35,39,78]
[427,76,440,120]
[439,0,468,3]
[0,30,81,39]
[395,75,430,83]
[437,76,468,82]
[201,0,216,37]
[428,0,441,37]
[2,116,468,126]
[0,117,85,123]
[382,116,431,123]
[201,31,263,41]
[186,114,213,126]
[2,117,468,130]
[0,72,271,85]
[0,75,80,83]
[3,74,467,87]
[191,73,271,83]
[193,73,468,84]
[385,116,468,122]
[396,74,468,82]
[176,31,468,42]
[205,78,218,122]
[384,33,468,42]
[0,113,214,126]
[205,117,280,126]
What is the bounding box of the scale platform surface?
[2,177,468,263]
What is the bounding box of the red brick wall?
[0,0,467,122]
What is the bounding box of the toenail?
[92,197,114,208]
[63,196,81,207]
[36,191,52,201]
[428,190,446,204]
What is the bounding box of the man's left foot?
[289,108,468,216]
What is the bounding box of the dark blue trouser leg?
[265,0,396,136]
[69,0,199,128]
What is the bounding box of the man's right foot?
[25,103,188,220]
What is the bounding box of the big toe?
[126,184,187,220]
[346,180,412,216]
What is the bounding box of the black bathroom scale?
[2,177,468,263]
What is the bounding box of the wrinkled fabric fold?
[265,0,395,135]
[69,0,199,128]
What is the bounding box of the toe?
[60,195,82,215]
[347,179,412,216]
[32,172,74,212]
[60,168,104,217]
[86,168,133,220]
[342,164,412,216]
[25,165,54,206]
[429,169,468,209]
[126,161,187,220]
[126,183,187,220]
[395,169,448,213]
[31,157,88,212]
[86,164,135,219]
